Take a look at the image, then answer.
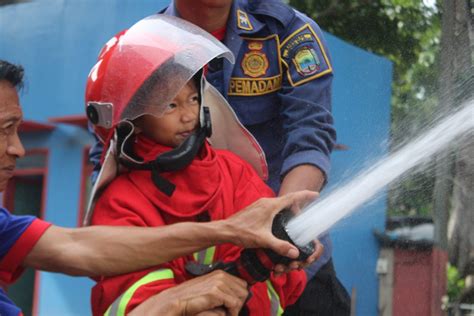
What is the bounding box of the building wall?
[0,1,392,315]
[328,33,392,315]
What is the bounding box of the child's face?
[136,81,200,147]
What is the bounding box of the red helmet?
[85,14,233,143]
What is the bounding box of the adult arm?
[278,13,336,197]
[279,164,325,196]
[23,190,317,277]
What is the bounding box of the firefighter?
[84,16,321,315]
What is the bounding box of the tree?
[436,0,474,308]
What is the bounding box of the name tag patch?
[229,75,282,96]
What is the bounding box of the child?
[85,15,309,316]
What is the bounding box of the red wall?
[392,247,447,316]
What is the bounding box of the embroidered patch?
[293,46,320,76]
[229,75,282,96]
[280,24,333,87]
[241,42,269,78]
[281,33,313,59]
[237,10,253,31]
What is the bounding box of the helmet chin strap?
[116,107,212,196]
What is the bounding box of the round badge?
[242,51,269,78]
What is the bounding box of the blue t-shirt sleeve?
[0,288,22,316]
[0,208,36,261]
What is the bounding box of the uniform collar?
[246,0,295,26]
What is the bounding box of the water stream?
[286,100,474,247]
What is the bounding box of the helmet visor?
[101,14,234,123]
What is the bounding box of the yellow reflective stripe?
[203,246,216,265]
[193,246,216,265]
[104,269,174,316]
[266,280,284,316]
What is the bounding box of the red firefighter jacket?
[90,135,307,315]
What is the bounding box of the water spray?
[187,100,473,286]
[286,100,474,247]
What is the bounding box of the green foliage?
[290,0,438,68]
[289,0,442,217]
[447,264,466,302]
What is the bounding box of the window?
[2,149,48,316]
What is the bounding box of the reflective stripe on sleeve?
[266,280,284,316]
[104,268,174,316]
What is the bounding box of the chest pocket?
[228,34,282,125]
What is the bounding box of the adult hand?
[223,190,318,260]
[129,270,248,316]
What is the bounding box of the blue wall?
[327,33,392,316]
[1,1,392,315]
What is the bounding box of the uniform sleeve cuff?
[280,150,331,182]
[0,219,51,285]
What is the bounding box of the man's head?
[134,79,200,148]
[174,0,233,32]
[0,60,26,192]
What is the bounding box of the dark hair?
[0,60,25,90]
